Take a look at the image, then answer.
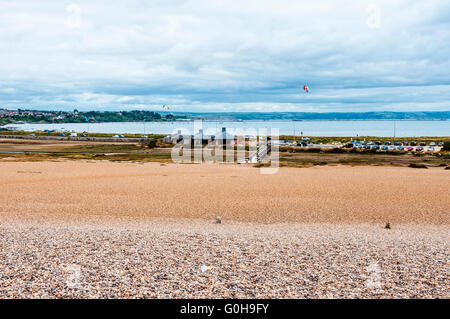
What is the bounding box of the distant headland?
[0,108,448,125]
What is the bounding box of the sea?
[4,120,449,137]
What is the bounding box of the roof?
[214,131,235,140]
[194,132,213,140]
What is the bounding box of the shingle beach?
[0,161,448,298]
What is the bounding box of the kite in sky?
[303,85,310,93]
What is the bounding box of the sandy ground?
[0,161,449,298]
[0,161,448,224]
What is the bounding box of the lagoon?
[4,120,449,137]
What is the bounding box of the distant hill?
[1,109,449,124]
[0,109,183,124]
[172,111,450,121]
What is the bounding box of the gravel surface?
[1,162,448,298]
[0,220,448,299]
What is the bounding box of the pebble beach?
[0,220,448,298]
[0,161,449,298]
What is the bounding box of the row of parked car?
[344,140,444,152]
[29,133,150,139]
[362,145,436,152]
[29,133,88,137]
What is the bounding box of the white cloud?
[0,0,449,111]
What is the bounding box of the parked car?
[406,147,414,151]
[403,141,409,146]
[367,141,374,145]
[376,141,382,145]
[389,146,395,150]
[381,145,388,150]
[410,141,417,146]
[141,135,148,138]
[394,142,401,146]
[60,133,66,137]
[118,135,125,138]
[420,142,426,146]
[29,133,36,136]
[397,146,404,150]
[385,141,392,145]
[429,142,436,146]
[80,134,87,137]
[343,143,354,148]
[427,146,435,152]
[364,145,371,149]
[438,142,444,147]
[416,146,424,151]
[372,145,380,150]
[112,135,120,138]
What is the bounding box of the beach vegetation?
[443,141,450,151]
[408,163,428,169]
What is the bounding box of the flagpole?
[393,120,396,139]
[293,121,295,139]
[86,117,89,138]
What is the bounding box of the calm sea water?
[4,120,449,137]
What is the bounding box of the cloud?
[0,0,449,111]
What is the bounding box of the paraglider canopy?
[303,85,310,93]
[162,104,170,110]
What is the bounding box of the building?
[164,130,187,144]
[193,129,214,146]
[213,127,235,147]
[164,127,235,147]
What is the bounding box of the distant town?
[0,108,186,125]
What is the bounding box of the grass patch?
[66,144,144,153]
[253,162,272,168]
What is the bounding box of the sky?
[0,0,449,112]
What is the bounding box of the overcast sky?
[0,0,449,112]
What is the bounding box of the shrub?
[327,148,345,153]
[253,162,271,168]
[408,163,428,169]
[145,139,157,149]
[443,141,450,151]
